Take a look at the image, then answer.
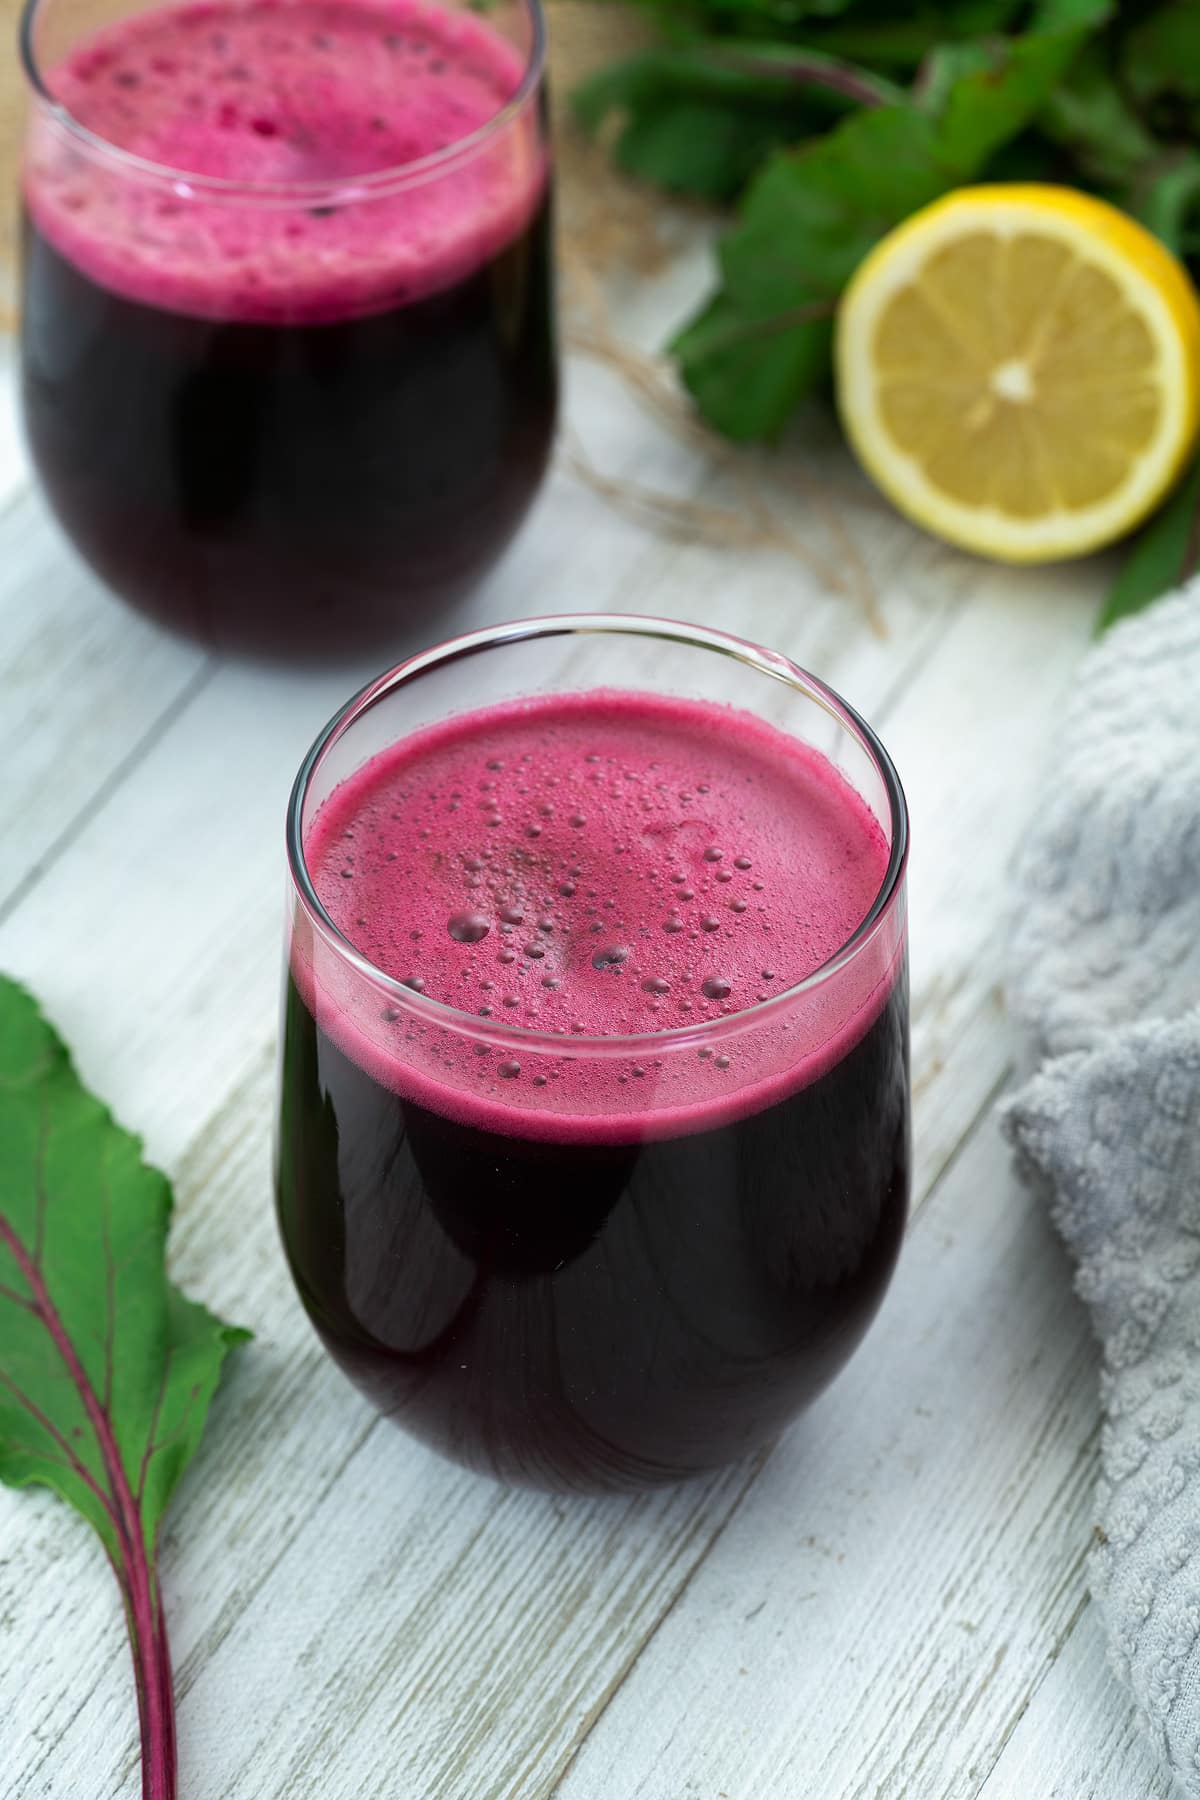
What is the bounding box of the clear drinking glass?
[276,616,911,1493]
[19,0,556,658]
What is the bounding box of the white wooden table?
[0,241,1170,1799]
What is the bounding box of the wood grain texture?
[0,339,25,493]
[0,249,1159,1800]
[0,489,208,916]
[554,1113,1100,1800]
[975,1603,1174,1800]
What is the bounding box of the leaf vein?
[136,1348,176,1509]
[101,1166,116,1417]
[0,1365,118,1522]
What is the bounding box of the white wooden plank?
[880,553,1100,1206]
[465,356,714,629]
[0,651,386,1167]
[554,1108,1103,1800]
[0,268,1129,1797]
[977,1603,1172,1800]
[0,488,209,913]
[0,345,28,509]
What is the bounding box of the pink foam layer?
[291,690,905,1144]
[24,0,545,321]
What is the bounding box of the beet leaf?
[0,976,249,1800]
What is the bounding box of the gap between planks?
[0,659,217,925]
[970,1584,1092,1800]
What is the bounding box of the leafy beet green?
[1123,0,1200,124]
[672,18,1093,437]
[570,42,900,200]
[1097,455,1200,634]
[578,0,1200,607]
[0,976,248,1800]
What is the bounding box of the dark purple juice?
[21,0,556,657]
[277,690,910,1491]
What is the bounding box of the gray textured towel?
[1003,582,1200,1792]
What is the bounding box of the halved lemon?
[836,185,1200,562]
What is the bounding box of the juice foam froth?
[24,0,544,321]
[295,690,904,1142]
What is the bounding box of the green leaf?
[604,0,863,25]
[571,42,902,202]
[720,104,948,307]
[810,3,1023,71]
[682,39,903,109]
[0,976,248,1794]
[1132,154,1200,258]
[672,291,833,439]
[1037,46,1157,188]
[610,98,803,200]
[671,104,940,435]
[699,0,862,19]
[1030,0,1111,29]
[1123,0,1200,111]
[933,21,1102,174]
[1098,457,1200,634]
[674,14,1093,437]
[944,0,1027,29]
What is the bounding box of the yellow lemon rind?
[835,185,1200,564]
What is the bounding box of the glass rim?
[286,613,910,1053]
[19,0,547,203]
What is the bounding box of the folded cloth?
[1003,581,1200,1793]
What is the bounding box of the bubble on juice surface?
[29,0,544,323]
[448,910,489,943]
[592,945,629,972]
[304,688,893,1115]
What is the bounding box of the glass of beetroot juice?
[276,616,911,1493]
[18,0,556,658]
